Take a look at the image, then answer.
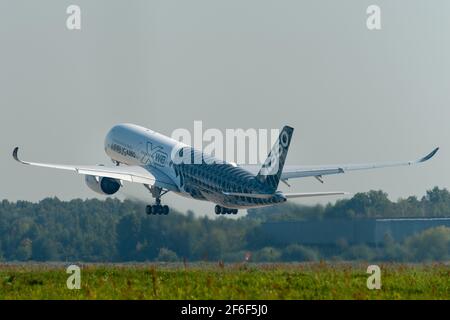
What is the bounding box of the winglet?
[13,147,20,163]
[12,147,28,165]
[419,147,439,163]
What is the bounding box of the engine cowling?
[85,175,121,195]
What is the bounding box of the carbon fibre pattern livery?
[172,147,287,209]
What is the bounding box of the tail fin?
[256,126,294,192]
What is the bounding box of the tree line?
[0,187,449,262]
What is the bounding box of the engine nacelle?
[85,175,121,195]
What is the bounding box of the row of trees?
[0,187,449,262]
[249,227,450,263]
[247,187,450,221]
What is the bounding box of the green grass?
[0,262,448,299]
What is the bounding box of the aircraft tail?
[256,126,294,192]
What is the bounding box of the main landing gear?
[215,205,238,215]
[146,198,169,215]
[145,185,170,216]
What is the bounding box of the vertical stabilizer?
[256,126,294,192]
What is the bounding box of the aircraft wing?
[240,147,439,181]
[12,147,179,191]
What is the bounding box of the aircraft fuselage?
[104,123,286,209]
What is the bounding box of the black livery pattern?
[256,126,294,193]
[171,147,287,209]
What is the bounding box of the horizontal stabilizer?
[222,192,273,199]
[223,191,349,199]
[284,191,349,199]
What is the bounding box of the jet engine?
[85,175,121,195]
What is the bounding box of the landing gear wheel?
[215,206,238,215]
[146,204,170,216]
[144,185,170,216]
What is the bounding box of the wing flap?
[76,167,156,185]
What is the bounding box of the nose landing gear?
[215,205,238,215]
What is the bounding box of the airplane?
[13,123,439,215]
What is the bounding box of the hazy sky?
[1,1,449,217]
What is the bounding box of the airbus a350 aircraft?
[13,124,438,215]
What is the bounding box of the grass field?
[0,262,448,299]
